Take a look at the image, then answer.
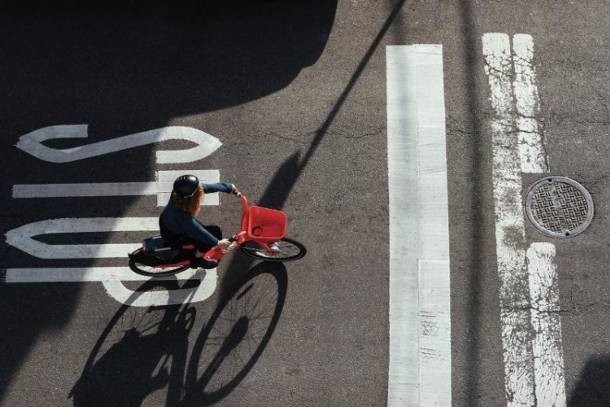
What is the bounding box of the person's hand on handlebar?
[217,238,237,253]
[230,183,242,198]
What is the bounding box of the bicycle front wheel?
[240,238,306,262]
[128,248,192,277]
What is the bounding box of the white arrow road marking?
[5,217,158,259]
[386,45,451,407]
[15,125,222,163]
[483,33,566,407]
[12,170,221,207]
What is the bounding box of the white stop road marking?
[5,125,224,306]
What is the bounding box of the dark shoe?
[191,257,218,269]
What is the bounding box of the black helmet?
[173,175,200,198]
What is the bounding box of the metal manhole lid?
[525,176,594,238]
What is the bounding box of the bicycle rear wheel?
[128,248,192,277]
[239,238,306,262]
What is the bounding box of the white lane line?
[15,125,222,164]
[483,32,536,407]
[387,44,451,407]
[512,34,549,173]
[527,243,566,407]
[12,170,220,207]
[483,33,566,407]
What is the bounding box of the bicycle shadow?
[70,279,196,407]
[182,261,287,406]
[70,261,287,406]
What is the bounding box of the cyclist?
[159,174,241,269]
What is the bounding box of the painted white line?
[527,243,566,407]
[15,125,222,164]
[387,44,451,407]
[484,32,566,407]
[418,259,451,406]
[2,267,203,282]
[5,217,159,259]
[13,170,220,207]
[512,34,549,173]
[483,32,536,407]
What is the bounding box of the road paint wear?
[527,243,566,406]
[483,32,535,407]
[483,33,566,407]
[512,34,549,173]
[386,44,451,407]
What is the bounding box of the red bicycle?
[128,194,306,277]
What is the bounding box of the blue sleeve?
[203,182,233,194]
[183,218,219,247]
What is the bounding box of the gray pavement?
[0,1,608,406]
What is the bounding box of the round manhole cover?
[525,176,594,238]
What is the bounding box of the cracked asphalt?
[0,1,608,406]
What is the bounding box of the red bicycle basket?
[245,206,287,242]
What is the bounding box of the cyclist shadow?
[71,261,287,406]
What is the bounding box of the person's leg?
[202,225,222,240]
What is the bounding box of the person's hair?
[172,185,204,215]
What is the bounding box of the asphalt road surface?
[0,1,608,406]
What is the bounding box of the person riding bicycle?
[159,174,241,269]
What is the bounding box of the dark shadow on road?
[0,1,335,402]
[568,355,610,407]
[0,284,80,399]
[0,0,337,121]
[254,0,406,211]
[219,0,407,297]
[71,261,286,406]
